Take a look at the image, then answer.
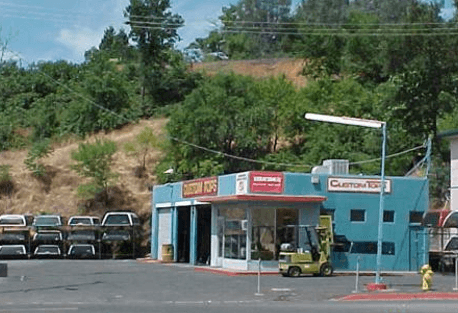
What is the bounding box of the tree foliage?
[70,139,118,203]
[1,0,458,206]
[190,0,293,59]
[24,139,52,177]
[124,127,162,176]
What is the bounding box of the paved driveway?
[0,260,457,312]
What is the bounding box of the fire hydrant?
[420,264,433,291]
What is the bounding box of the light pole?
[305,113,387,284]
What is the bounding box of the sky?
[0,0,242,64]
[0,0,456,65]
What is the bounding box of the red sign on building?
[182,177,218,198]
[249,171,284,194]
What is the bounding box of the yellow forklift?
[278,216,333,277]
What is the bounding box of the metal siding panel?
[157,209,172,260]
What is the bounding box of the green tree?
[159,73,277,181]
[124,127,161,176]
[125,0,184,104]
[70,139,118,203]
[86,27,133,61]
[59,56,140,136]
[191,0,293,59]
[24,139,52,177]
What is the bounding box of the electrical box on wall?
[311,175,320,184]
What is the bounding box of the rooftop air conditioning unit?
[322,159,349,175]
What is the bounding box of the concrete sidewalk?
[338,291,458,301]
[137,258,458,301]
[337,271,458,301]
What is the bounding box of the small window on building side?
[333,235,352,252]
[350,241,395,255]
[383,210,394,223]
[409,211,424,224]
[350,209,365,222]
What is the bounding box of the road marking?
[271,288,291,292]
[174,301,204,305]
[0,308,78,312]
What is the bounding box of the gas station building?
[151,165,429,272]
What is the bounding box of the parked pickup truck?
[423,209,458,271]
[101,212,140,227]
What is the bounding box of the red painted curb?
[194,267,279,276]
[366,283,387,291]
[339,292,458,301]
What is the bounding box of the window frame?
[383,210,395,223]
[350,209,366,223]
[409,211,424,224]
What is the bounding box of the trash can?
[162,244,174,262]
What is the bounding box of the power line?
[125,21,458,37]
[2,48,430,171]
[127,19,458,32]
[349,144,426,166]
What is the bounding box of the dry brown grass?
[0,58,306,222]
[192,58,307,88]
[0,118,168,221]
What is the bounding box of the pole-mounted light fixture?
[305,113,387,285]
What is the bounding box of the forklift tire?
[287,266,301,277]
[319,263,333,277]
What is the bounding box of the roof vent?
[311,165,330,174]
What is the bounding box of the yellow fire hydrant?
[420,264,433,291]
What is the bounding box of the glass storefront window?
[219,207,299,261]
[252,209,275,260]
[276,208,298,259]
[219,208,247,260]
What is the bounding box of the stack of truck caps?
[0,211,142,259]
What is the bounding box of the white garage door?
[158,209,172,260]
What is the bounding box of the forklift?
[278,216,333,277]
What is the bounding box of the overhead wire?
[1,0,436,171]
[4,48,428,171]
[126,20,458,37]
[349,144,426,166]
[2,1,457,33]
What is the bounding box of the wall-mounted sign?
[250,171,284,194]
[327,177,391,194]
[236,172,248,195]
[182,177,218,198]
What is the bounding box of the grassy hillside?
[192,58,307,87]
[0,118,168,222]
[0,58,306,223]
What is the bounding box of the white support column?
[247,208,252,261]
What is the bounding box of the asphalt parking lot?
[1,260,458,312]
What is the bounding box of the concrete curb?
[338,292,458,301]
[136,258,165,264]
[135,259,420,277]
[194,267,279,276]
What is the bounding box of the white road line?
[174,301,204,305]
[0,308,78,312]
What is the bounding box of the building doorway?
[197,206,211,265]
[177,207,190,263]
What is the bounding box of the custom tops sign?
[182,177,218,198]
[249,171,284,194]
[327,177,391,193]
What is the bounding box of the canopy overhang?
[196,194,327,204]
